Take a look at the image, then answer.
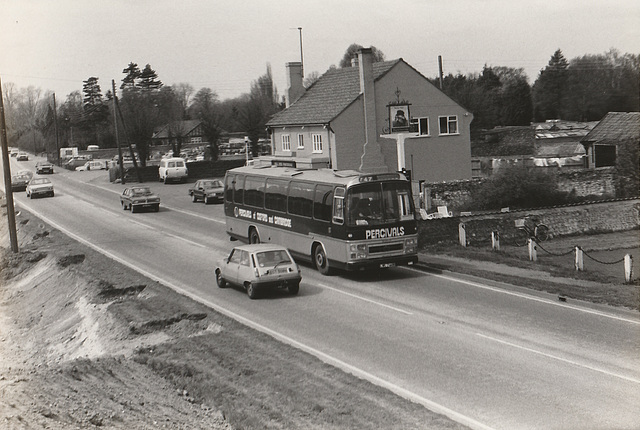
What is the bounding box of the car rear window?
[255,250,292,267]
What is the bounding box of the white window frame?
[297,134,305,149]
[438,115,459,135]
[312,133,323,153]
[281,134,291,152]
[417,117,430,136]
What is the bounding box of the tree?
[303,71,321,88]
[532,49,569,121]
[81,77,110,149]
[190,87,223,161]
[121,62,141,90]
[338,44,385,68]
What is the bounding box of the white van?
[158,157,188,184]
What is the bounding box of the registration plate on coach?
[379,262,396,268]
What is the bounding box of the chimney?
[358,48,387,173]
[286,62,304,107]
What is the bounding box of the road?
[3,155,640,430]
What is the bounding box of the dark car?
[35,161,54,174]
[188,179,224,204]
[120,186,160,213]
[26,177,54,198]
[215,244,301,299]
[10,174,30,192]
[17,152,29,161]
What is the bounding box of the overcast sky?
[1,0,638,102]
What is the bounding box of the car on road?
[17,170,34,180]
[26,177,54,198]
[35,161,54,174]
[120,186,160,213]
[158,157,188,184]
[215,244,301,299]
[10,148,19,157]
[17,152,29,161]
[10,174,30,192]
[76,160,107,171]
[188,179,224,204]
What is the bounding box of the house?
[580,112,640,168]
[151,120,207,147]
[264,48,473,182]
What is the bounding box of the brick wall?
[418,198,640,247]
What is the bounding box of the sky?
[1,0,638,103]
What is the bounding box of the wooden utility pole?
[0,76,19,252]
[112,80,125,184]
[52,93,60,163]
[438,55,444,90]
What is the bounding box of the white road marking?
[477,333,640,384]
[407,267,640,325]
[318,283,413,315]
[19,207,493,430]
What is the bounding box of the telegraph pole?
[112,80,125,184]
[298,27,304,79]
[0,76,19,252]
[52,93,60,163]
[438,55,444,90]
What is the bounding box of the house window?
[281,134,291,152]
[594,144,616,167]
[312,134,323,153]
[417,117,429,136]
[190,137,202,144]
[297,134,305,149]
[438,115,458,135]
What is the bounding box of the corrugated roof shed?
[153,120,202,139]
[266,60,401,126]
[581,112,640,144]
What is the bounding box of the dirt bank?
[0,201,466,429]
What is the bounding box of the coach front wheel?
[313,244,331,275]
[249,228,260,244]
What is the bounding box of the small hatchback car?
[26,177,54,198]
[35,161,54,174]
[216,244,301,299]
[188,179,224,204]
[120,186,160,213]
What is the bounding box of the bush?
[463,166,572,210]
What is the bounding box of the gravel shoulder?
[0,200,466,429]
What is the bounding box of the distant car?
[188,179,224,204]
[215,244,301,299]
[120,186,160,213]
[17,170,34,180]
[26,177,54,198]
[10,174,30,192]
[35,161,54,174]
[10,148,19,157]
[17,152,29,161]
[76,160,107,171]
[63,156,92,170]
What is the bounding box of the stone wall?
[418,198,640,247]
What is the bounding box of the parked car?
[215,244,301,299]
[158,157,188,184]
[62,156,92,170]
[17,152,29,161]
[35,161,54,174]
[120,186,160,213]
[76,160,107,171]
[10,148,19,157]
[26,177,54,198]
[188,179,224,204]
[10,174,30,192]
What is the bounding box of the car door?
[237,250,252,285]
[225,249,242,285]
[194,181,204,200]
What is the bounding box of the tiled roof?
[581,112,640,144]
[153,120,202,139]
[267,60,401,126]
[534,120,598,139]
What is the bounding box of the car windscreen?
[255,250,292,267]
[30,179,49,185]
[132,188,152,196]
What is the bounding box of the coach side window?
[225,175,234,202]
[313,185,333,222]
[265,179,288,213]
[332,187,345,224]
[233,175,245,204]
[288,181,314,218]
[244,176,265,208]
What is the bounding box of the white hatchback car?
[215,244,301,299]
[158,157,188,184]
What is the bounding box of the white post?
[244,136,249,165]
[491,231,500,251]
[574,246,584,271]
[624,254,633,282]
[458,223,467,247]
[528,238,537,262]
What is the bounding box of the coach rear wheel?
[249,228,260,244]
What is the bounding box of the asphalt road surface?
[3,155,639,430]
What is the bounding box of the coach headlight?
[404,237,417,253]
[349,243,367,260]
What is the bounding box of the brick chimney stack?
[286,62,304,108]
[358,48,387,173]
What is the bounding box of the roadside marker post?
[528,238,537,262]
[624,254,633,282]
[491,231,500,251]
[575,246,584,271]
[458,223,467,247]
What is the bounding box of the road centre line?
[318,283,413,315]
[66,179,225,224]
[23,208,493,430]
[408,268,640,325]
[477,333,640,384]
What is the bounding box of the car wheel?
[192,194,197,202]
[314,244,331,275]
[246,282,258,299]
[154,204,160,212]
[216,271,226,288]
[122,201,127,210]
[288,282,300,295]
[204,196,210,205]
[50,191,54,197]
[163,176,168,184]
[249,228,260,244]
[131,205,137,213]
